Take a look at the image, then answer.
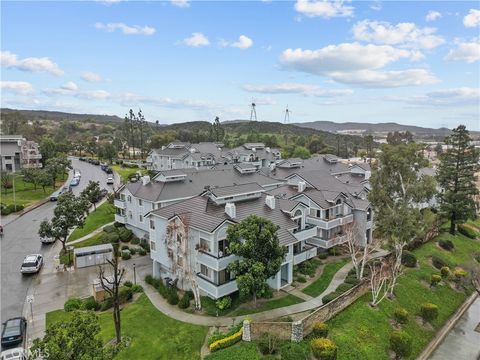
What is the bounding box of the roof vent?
[225,202,236,219]
[141,176,151,186]
[298,181,306,193]
[265,195,275,210]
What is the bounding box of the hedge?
[390,331,412,359]
[209,327,243,352]
[458,224,478,239]
[322,292,340,304]
[401,251,417,268]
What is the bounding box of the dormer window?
[367,208,372,221]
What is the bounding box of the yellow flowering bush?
[209,327,243,352]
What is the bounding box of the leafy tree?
[292,146,311,159]
[210,116,225,142]
[100,142,117,164]
[434,143,443,156]
[306,135,325,154]
[38,192,89,252]
[369,143,436,296]
[39,136,57,164]
[364,134,374,164]
[0,111,27,135]
[227,215,287,305]
[30,311,105,360]
[38,170,54,193]
[387,131,414,145]
[22,168,40,190]
[45,155,71,186]
[81,180,102,210]
[437,125,479,234]
[1,171,12,195]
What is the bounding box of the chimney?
[141,175,151,186]
[298,181,306,193]
[265,195,275,210]
[225,203,236,219]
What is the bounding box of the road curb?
[417,291,479,360]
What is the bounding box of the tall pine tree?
[437,125,479,234]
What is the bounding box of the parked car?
[0,347,26,360]
[87,158,93,164]
[50,187,68,201]
[100,164,107,171]
[105,167,113,174]
[70,177,80,187]
[73,170,81,178]
[79,157,86,162]
[1,318,26,348]
[100,188,109,199]
[40,236,55,244]
[106,175,114,185]
[92,160,100,166]
[20,254,43,274]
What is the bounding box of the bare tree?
[386,240,404,298]
[98,246,125,344]
[165,215,202,310]
[369,259,390,307]
[343,222,378,280]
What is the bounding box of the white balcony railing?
[196,274,238,299]
[292,225,317,241]
[115,214,126,224]
[307,234,347,249]
[306,213,353,230]
[197,251,239,271]
[114,198,126,209]
[293,246,318,265]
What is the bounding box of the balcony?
[293,245,317,265]
[292,224,317,241]
[306,213,353,230]
[197,251,239,271]
[114,198,126,209]
[115,213,126,224]
[196,274,238,299]
[307,234,347,249]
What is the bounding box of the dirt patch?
[415,316,434,331]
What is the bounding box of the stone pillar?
[291,320,303,342]
[242,320,251,342]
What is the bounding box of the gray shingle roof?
[210,182,264,198]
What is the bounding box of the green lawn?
[327,232,479,360]
[111,165,145,183]
[46,294,208,360]
[68,202,115,241]
[204,342,261,360]
[0,173,64,207]
[302,258,349,297]
[229,294,304,316]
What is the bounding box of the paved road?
[1,158,120,324]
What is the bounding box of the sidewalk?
[67,220,115,245]
[137,250,389,326]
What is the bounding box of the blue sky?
[1,1,479,130]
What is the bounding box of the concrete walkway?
[138,250,389,326]
[66,220,115,245]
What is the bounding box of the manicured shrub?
[438,240,454,251]
[131,236,140,245]
[100,297,113,311]
[215,296,232,311]
[0,207,12,216]
[401,251,417,268]
[296,275,307,283]
[258,332,280,355]
[328,246,341,256]
[145,274,154,285]
[318,252,328,260]
[458,224,477,239]
[430,274,441,287]
[393,308,409,325]
[431,255,447,269]
[208,326,243,352]
[390,330,412,359]
[280,342,310,360]
[119,287,133,303]
[166,288,179,305]
[344,275,360,285]
[83,296,100,311]
[103,225,116,233]
[140,241,150,252]
[129,247,137,255]
[119,228,133,242]
[121,252,131,260]
[185,290,194,300]
[138,248,147,256]
[124,280,133,287]
[298,261,317,277]
[113,221,125,228]
[7,204,24,213]
[178,292,191,309]
[106,233,120,244]
[121,245,129,251]
[261,287,274,299]
[310,338,337,360]
[453,267,467,281]
[131,284,143,293]
[64,298,83,312]
[311,322,329,338]
[440,266,450,277]
[322,292,339,304]
[420,303,439,323]
[336,282,354,293]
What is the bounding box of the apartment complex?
[114,153,373,299]
[146,141,281,171]
[0,135,42,171]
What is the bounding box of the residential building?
[0,135,42,171]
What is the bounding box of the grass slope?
[302,258,349,297]
[68,202,115,241]
[46,294,208,360]
[229,294,304,316]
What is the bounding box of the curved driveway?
[1,158,120,323]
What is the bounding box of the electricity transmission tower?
[250,99,257,121]
[284,105,291,123]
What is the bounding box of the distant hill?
[293,120,452,137]
[0,108,123,124]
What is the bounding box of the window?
[150,241,156,251]
[138,199,143,206]
[128,211,132,219]
[139,215,143,223]
[120,194,126,201]
[293,242,302,254]
[200,238,210,252]
[218,239,229,257]
[177,255,183,267]
[200,264,209,277]
[177,233,182,244]
[218,269,232,285]
[316,209,321,218]
[152,203,155,210]
[367,208,372,221]
[127,195,132,203]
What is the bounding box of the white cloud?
[81,90,111,100]
[294,0,354,18]
[385,87,480,106]
[95,22,156,36]
[81,71,102,82]
[118,92,216,111]
[0,81,34,95]
[44,84,110,99]
[242,83,353,97]
[182,32,210,47]
[463,9,480,27]
[352,20,444,49]
[171,0,190,8]
[95,0,122,4]
[370,1,382,11]
[444,38,480,63]
[426,10,442,22]
[61,81,78,91]
[0,51,64,76]
[280,43,439,87]
[220,35,253,49]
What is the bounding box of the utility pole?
[12,161,17,211]
[250,99,257,121]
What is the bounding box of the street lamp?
[133,263,136,285]
[67,245,74,268]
